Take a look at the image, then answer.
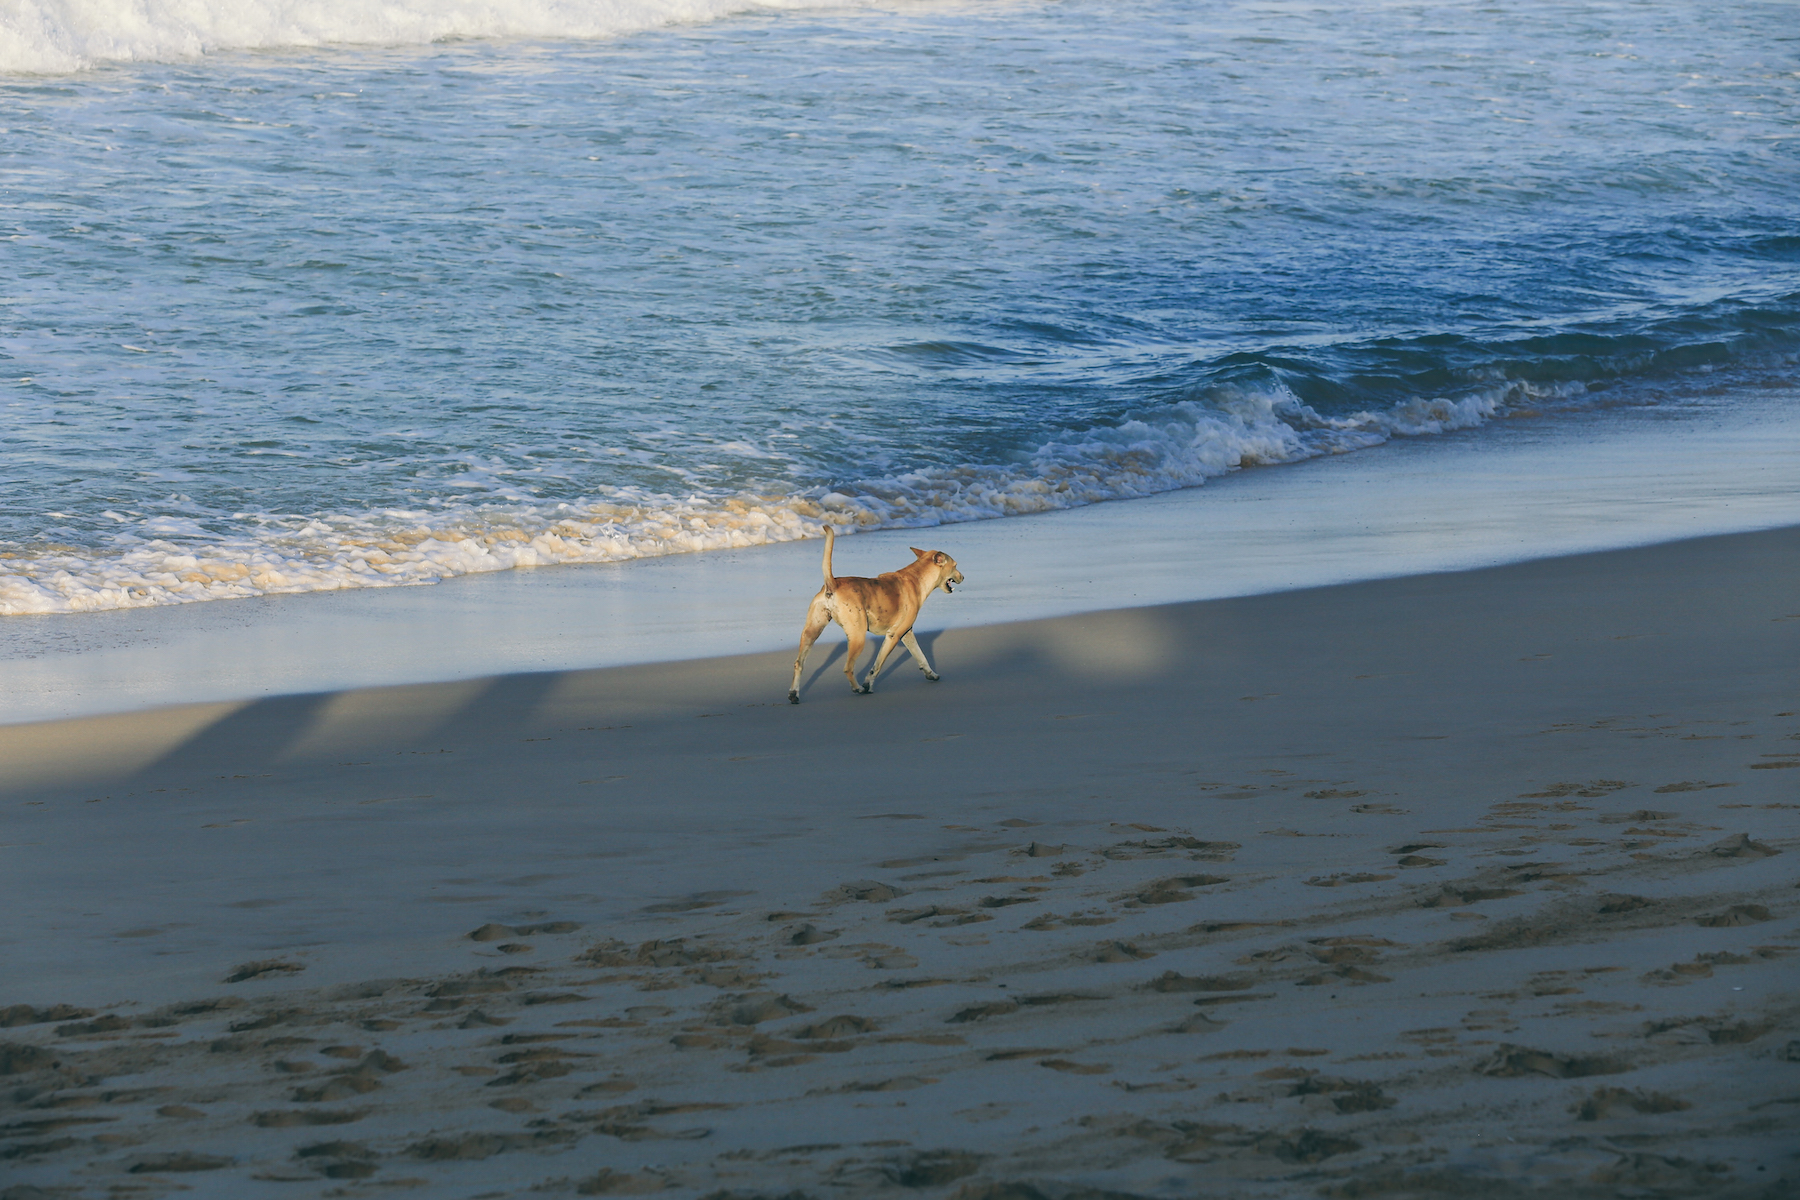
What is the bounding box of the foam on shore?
[0,382,1519,616]
[1,0,859,75]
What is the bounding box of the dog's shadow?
[798,630,941,699]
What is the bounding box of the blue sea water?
[2,0,1797,614]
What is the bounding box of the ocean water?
[3,0,1797,615]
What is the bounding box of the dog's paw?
[788,691,800,704]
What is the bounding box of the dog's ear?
[933,552,948,565]
[910,547,929,558]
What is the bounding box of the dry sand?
[3,526,1797,1199]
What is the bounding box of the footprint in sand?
[823,880,907,903]
[1128,875,1231,905]
[577,1079,638,1096]
[1574,1087,1691,1119]
[1696,904,1772,927]
[468,921,581,942]
[1475,1045,1624,1078]
[1143,972,1254,993]
[583,938,738,969]
[489,1057,579,1086]
[1520,780,1636,799]
[1114,1078,1198,1093]
[948,1001,1018,1023]
[867,954,919,971]
[429,977,514,1001]
[1296,965,1391,986]
[876,1150,985,1188]
[1596,809,1679,825]
[228,1008,310,1032]
[252,1109,365,1128]
[1021,911,1115,930]
[642,893,745,914]
[127,1152,234,1173]
[406,1130,577,1161]
[458,1010,511,1028]
[1310,936,1399,956]
[712,993,814,1026]
[1641,957,1718,985]
[796,1015,880,1038]
[1418,884,1520,908]
[1104,837,1239,861]
[0,1004,93,1028]
[290,1051,404,1101]
[1092,941,1157,963]
[1016,993,1105,1010]
[1702,833,1779,859]
[888,904,986,928]
[224,960,305,983]
[1038,1058,1110,1074]
[817,1075,941,1095]
[1168,1012,1228,1033]
[574,1168,669,1194]
[295,1140,379,1180]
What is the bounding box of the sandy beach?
[3,525,1797,1199]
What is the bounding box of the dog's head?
[911,548,964,594]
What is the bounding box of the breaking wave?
[0,0,847,75]
[0,380,1532,614]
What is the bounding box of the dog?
[788,526,964,703]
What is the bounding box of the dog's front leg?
[900,630,939,681]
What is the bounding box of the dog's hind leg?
[788,600,830,704]
[862,628,908,693]
[844,626,869,693]
[900,630,940,681]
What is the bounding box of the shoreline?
[3,524,1796,1196]
[4,390,1799,727]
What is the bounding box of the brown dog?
[788,526,964,703]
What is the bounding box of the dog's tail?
[821,525,836,596]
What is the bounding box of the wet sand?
[2,526,1797,1199]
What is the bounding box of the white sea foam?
[0,0,844,75]
[0,382,1545,615]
